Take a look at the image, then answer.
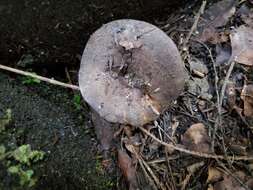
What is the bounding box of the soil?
[0,72,117,190]
[0,0,189,78]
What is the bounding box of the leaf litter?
[91,0,253,189]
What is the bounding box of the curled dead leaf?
[181,123,212,153]
[241,84,253,117]
[231,26,253,66]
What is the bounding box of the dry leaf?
[207,167,223,183]
[198,0,236,43]
[213,171,253,190]
[181,123,212,153]
[208,168,253,190]
[241,84,253,117]
[231,26,253,66]
[118,150,139,190]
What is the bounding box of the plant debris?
[181,123,212,153]
[231,26,253,66]
[198,0,236,43]
[241,84,253,117]
[207,167,253,190]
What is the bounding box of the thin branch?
[219,60,236,109]
[0,64,80,90]
[139,126,253,161]
[194,40,222,151]
[183,0,207,49]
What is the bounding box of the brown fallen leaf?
[118,150,139,190]
[207,167,253,190]
[241,84,253,117]
[207,167,223,184]
[213,171,253,190]
[181,123,212,153]
[198,0,236,43]
[231,26,253,66]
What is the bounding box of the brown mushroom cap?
[79,19,186,126]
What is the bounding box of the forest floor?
[1,0,253,190]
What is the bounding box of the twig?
[141,158,166,190]
[0,64,80,90]
[182,0,207,49]
[147,155,180,164]
[139,126,253,161]
[138,159,158,190]
[165,150,177,190]
[154,121,175,143]
[211,60,236,152]
[195,40,221,152]
[219,60,236,109]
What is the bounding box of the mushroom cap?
[79,19,186,126]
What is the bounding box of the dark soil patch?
[0,73,116,190]
[0,0,190,79]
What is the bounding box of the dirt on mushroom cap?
[79,19,187,126]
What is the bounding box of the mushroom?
[79,19,187,127]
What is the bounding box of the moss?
[0,143,45,188]
[0,109,12,132]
